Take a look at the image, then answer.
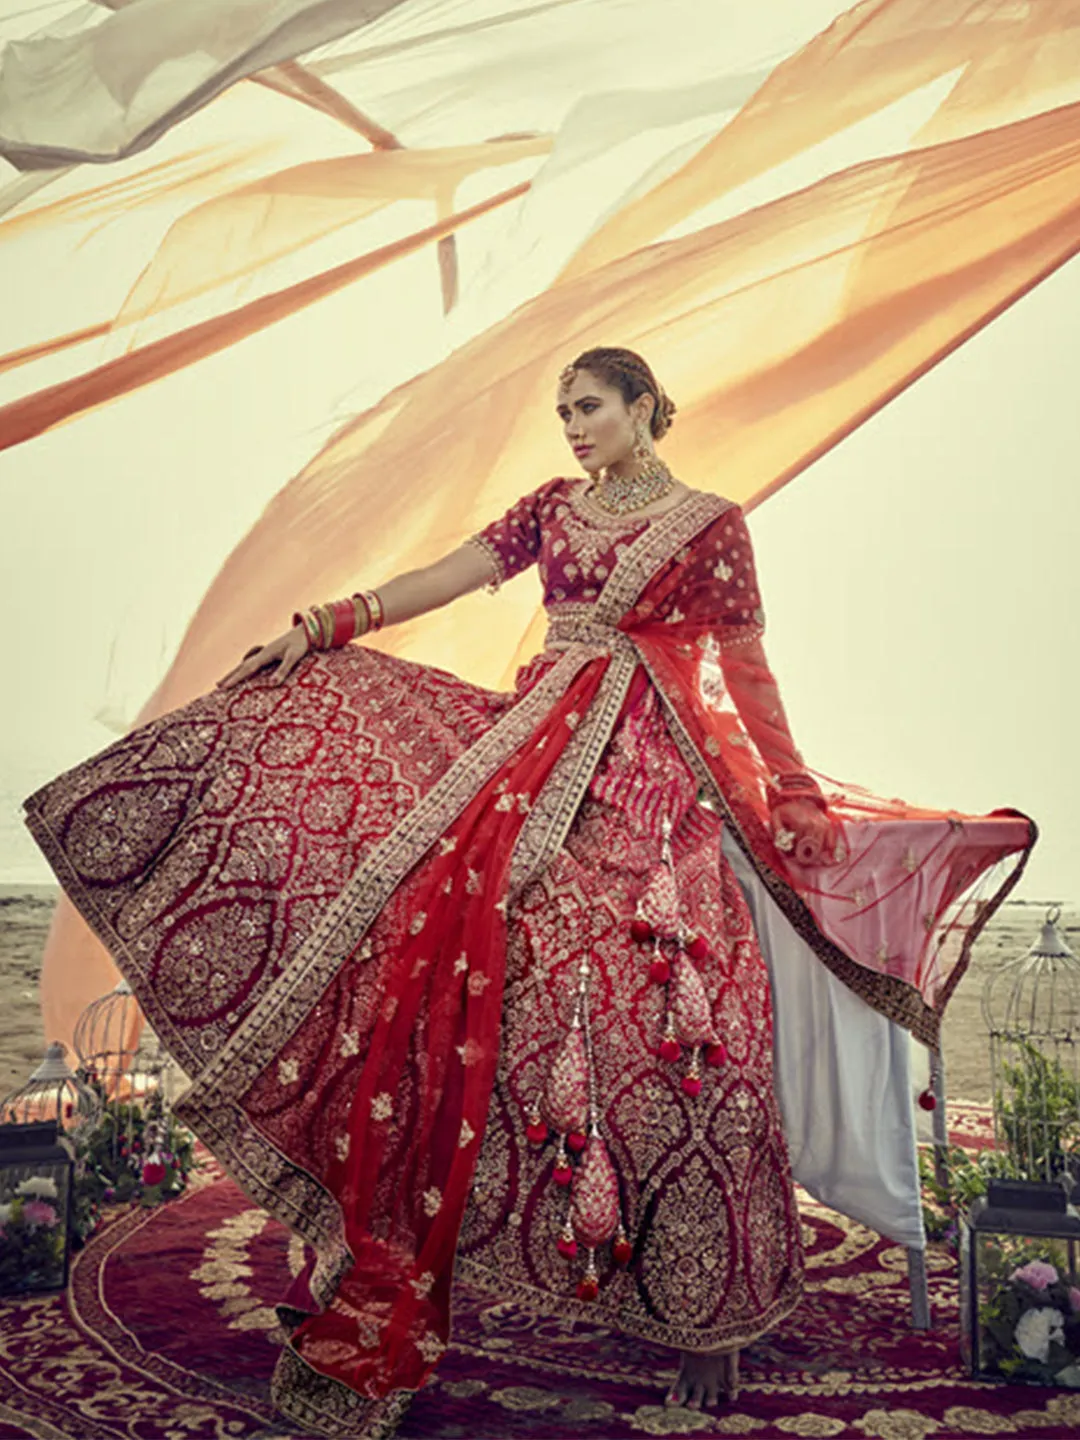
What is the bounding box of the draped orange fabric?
[19,0,1080,1053]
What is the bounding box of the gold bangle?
[363,589,384,632]
[351,594,370,638]
[313,605,332,650]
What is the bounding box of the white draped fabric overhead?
[2,0,1079,1240]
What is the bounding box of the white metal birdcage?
[73,979,178,1165]
[981,907,1080,1189]
[0,1042,100,1135]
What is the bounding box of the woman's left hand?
[771,798,837,867]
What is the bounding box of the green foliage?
[69,1073,198,1246]
[918,1145,1020,1248]
[995,1039,1080,1181]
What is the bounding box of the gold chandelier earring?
[632,418,653,467]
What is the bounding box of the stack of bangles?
[292,590,385,652]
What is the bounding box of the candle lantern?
[959,1178,1080,1385]
[960,907,1080,1386]
[0,1121,75,1295]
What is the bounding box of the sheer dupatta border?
[628,643,1036,1053]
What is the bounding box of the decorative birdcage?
[0,1041,100,1135]
[73,979,179,1171]
[981,906,1080,1187]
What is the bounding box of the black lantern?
[960,1177,1080,1386]
[0,1120,76,1295]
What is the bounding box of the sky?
[0,0,1078,905]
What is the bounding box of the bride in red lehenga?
[25,348,1032,1438]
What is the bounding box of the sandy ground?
[1,884,1077,1104]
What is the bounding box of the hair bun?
[653,390,677,439]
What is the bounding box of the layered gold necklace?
[590,456,677,516]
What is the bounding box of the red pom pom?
[526,1121,549,1145]
[918,1088,937,1112]
[557,1236,578,1259]
[659,1038,681,1063]
[567,1131,588,1153]
[613,1237,633,1266]
[630,918,652,944]
[649,956,671,984]
[681,1075,703,1097]
[686,934,709,961]
[706,1042,728,1068]
[553,1162,573,1186]
[576,1276,599,1302]
[140,1160,167,1188]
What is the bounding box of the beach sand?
[1,884,1077,1104]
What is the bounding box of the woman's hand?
[217,626,309,690]
[771,797,837,867]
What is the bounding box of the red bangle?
[330,598,356,648]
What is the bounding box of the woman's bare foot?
[665,1348,740,1410]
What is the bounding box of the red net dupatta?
[276,658,608,1429]
[621,515,1035,1052]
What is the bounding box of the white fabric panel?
[722,826,926,1250]
[0,0,412,168]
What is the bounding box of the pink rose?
[21,1200,57,1228]
[141,1159,167,1187]
[1011,1260,1059,1291]
[1069,1286,1080,1314]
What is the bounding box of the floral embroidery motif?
[371,1093,393,1122]
[467,972,492,996]
[277,1058,299,1086]
[416,1332,445,1364]
[459,1120,476,1148]
[334,1134,350,1161]
[422,1187,442,1216]
[339,1031,360,1058]
[456,1038,484,1067]
[410,1271,435,1298]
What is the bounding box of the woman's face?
[556,369,646,474]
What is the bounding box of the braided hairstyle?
[560,346,677,440]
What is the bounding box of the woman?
[24,347,1031,1438]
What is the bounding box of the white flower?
[0,1202,12,1224]
[1015,1306,1064,1363]
[16,1176,58,1199]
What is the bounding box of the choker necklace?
[590,457,677,517]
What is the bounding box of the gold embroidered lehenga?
[24,478,1032,1438]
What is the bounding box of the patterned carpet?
[2,1103,1078,1440]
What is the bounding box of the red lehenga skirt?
[456,676,802,1347]
[24,635,800,1432]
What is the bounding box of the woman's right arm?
[217,541,496,690]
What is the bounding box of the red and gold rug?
[1,1103,1076,1440]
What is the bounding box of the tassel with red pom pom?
[577,1251,599,1302]
[681,1047,703,1097]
